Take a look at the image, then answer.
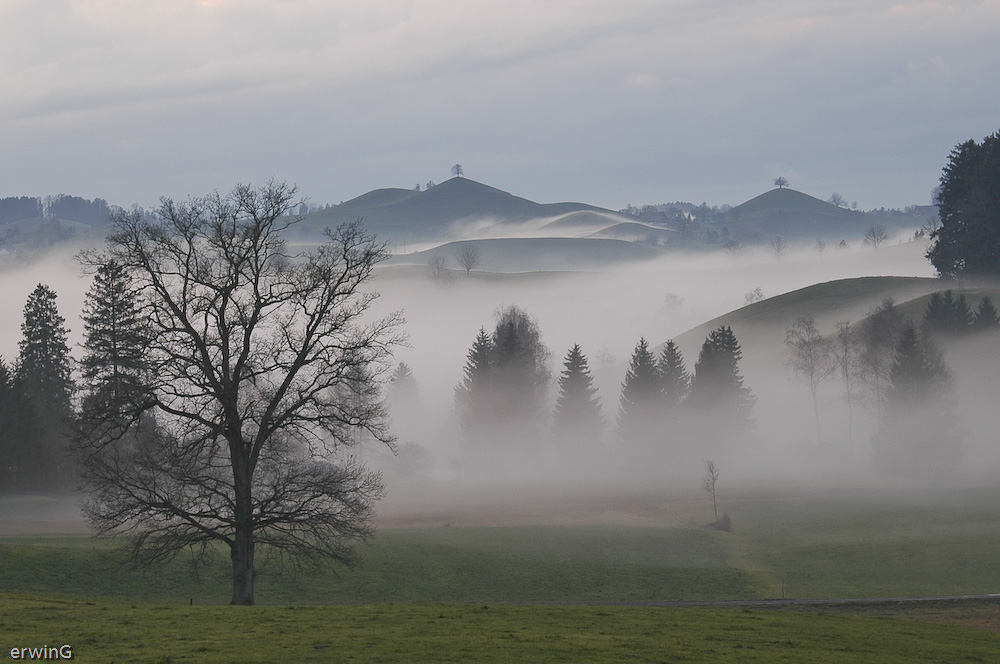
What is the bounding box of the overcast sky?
[2,0,998,212]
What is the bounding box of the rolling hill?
[296,177,628,244]
[717,188,929,244]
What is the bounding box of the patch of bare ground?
[375,480,710,528]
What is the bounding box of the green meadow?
[3,486,1000,661]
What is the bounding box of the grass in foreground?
[3,593,999,663]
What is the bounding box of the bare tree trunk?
[231,456,256,605]
[230,530,255,605]
[810,383,822,445]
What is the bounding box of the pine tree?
[552,343,603,445]
[454,328,495,439]
[688,325,755,423]
[0,359,43,489]
[18,284,73,413]
[80,261,150,407]
[922,290,973,335]
[875,323,959,476]
[972,296,1000,330]
[16,283,74,485]
[657,340,689,409]
[617,337,661,445]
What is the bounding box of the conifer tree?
[80,261,150,409]
[16,283,74,485]
[875,323,959,476]
[922,290,973,335]
[972,296,1000,330]
[0,359,43,489]
[454,328,495,440]
[687,325,755,424]
[657,340,689,409]
[552,343,603,445]
[18,284,73,413]
[617,337,661,445]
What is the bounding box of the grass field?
[4,485,1000,661]
[3,595,1000,663]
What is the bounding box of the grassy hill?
[295,178,626,244]
[718,188,928,244]
[673,276,942,354]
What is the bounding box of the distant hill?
[671,276,942,362]
[296,178,627,244]
[717,188,930,244]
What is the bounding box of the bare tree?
[785,316,835,444]
[814,239,827,256]
[723,238,742,259]
[769,236,786,260]
[451,164,464,178]
[74,182,404,605]
[863,224,889,248]
[833,321,861,451]
[703,459,720,523]
[773,176,789,189]
[829,192,846,208]
[426,255,451,281]
[455,244,482,275]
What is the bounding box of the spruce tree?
[16,283,74,485]
[80,261,150,407]
[617,337,661,445]
[688,325,755,423]
[0,359,43,489]
[454,328,495,440]
[657,340,689,409]
[972,296,1000,330]
[552,343,603,445]
[875,323,959,476]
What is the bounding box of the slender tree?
[17,283,74,485]
[454,328,495,441]
[688,326,755,425]
[972,296,1000,329]
[617,338,661,445]
[703,459,720,523]
[832,321,861,450]
[657,340,689,409]
[857,299,906,422]
[455,244,482,275]
[785,316,835,444]
[552,344,603,446]
[875,323,959,475]
[74,182,403,605]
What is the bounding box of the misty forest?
[3,132,1000,659]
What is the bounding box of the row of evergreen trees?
[445,305,756,461]
[0,262,148,491]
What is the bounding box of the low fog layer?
[4,232,997,518]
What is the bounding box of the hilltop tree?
[73,182,403,605]
[774,177,789,189]
[552,344,603,446]
[455,244,482,275]
[785,316,835,444]
[687,326,755,426]
[927,130,1000,278]
[452,164,464,178]
[863,224,889,248]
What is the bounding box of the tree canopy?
[73,182,403,605]
[927,130,1000,277]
